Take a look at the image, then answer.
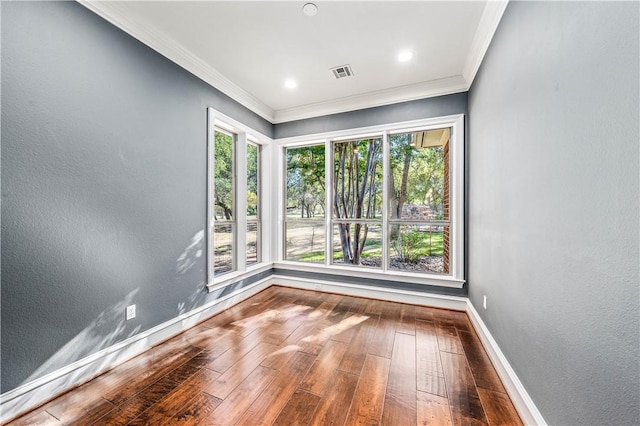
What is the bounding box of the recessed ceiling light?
[284,78,297,89]
[303,3,318,17]
[398,50,413,62]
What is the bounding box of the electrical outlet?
[126,304,136,320]
[483,295,487,310]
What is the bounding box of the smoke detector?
[303,3,318,17]
[330,64,354,79]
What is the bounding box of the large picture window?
[279,115,464,286]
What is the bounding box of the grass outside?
[297,231,444,262]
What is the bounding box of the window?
[279,115,464,286]
[207,108,268,290]
[212,129,235,277]
[246,142,260,265]
[388,129,451,274]
[284,144,326,262]
[332,137,383,268]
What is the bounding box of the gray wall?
[1,1,271,393]
[468,2,639,425]
[274,92,467,139]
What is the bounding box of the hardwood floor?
[7,286,523,426]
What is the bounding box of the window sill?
[206,263,272,293]
[272,261,465,289]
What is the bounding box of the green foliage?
[247,143,259,216]
[333,139,382,264]
[286,145,326,218]
[286,132,446,267]
[214,131,234,219]
[389,132,445,218]
[392,229,444,261]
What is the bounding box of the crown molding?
[79,1,507,124]
[78,0,275,122]
[272,75,468,124]
[462,0,509,86]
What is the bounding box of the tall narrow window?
[332,137,383,268]
[388,128,450,273]
[246,142,260,265]
[213,129,235,276]
[285,145,326,262]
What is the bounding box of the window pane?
[333,138,382,220]
[214,223,234,276]
[214,130,234,220]
[286,145,326,219]
[285,221,325,263]
[388,224,450,274]
[247,221,260,265]
[388,129,450,221]
[247,143,259,219]
[332,223,382,268]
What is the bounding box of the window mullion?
[324,138,332,267]
[382,131,389,272]
[236,133,247,272]
[206,109,216,285]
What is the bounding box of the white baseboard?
[1,275,544,426]
[271,274,468,311]
[466,301,547,425]
[0,277,271,424]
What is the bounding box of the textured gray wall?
[1,1,271,393]
[468,2,639,425]
[274,92,467,139]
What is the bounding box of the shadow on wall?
[22,289,142,385]
[176,229,207,316]
[174,228,271,321]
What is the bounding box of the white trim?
[206,263,272,293]
[0,277,271,424]
[462,1,509,86]
[450,115,465,280]
[236,132,248,273]
[77,1,274,122]
[275,143,285,262]
[466,301,548,426]
[276,115,465,146]
[277,114,465,286]
[206,109,216,286]
[1,276,545,426]
[273,262,464,289]
[78,2,506,123]
[324,138,332,266]
[207,107,273,289]
[272,76,468,124]
[272,275,468,311]
[381,131,390,272]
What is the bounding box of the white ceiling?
[81,1,507,123]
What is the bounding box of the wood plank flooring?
[6,286,523,426]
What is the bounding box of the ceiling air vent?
[330,64,354,79]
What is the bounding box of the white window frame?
[246,140,262,266]
[275,114,465,289]
[207,108,272,292]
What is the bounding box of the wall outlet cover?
[126,304,136,320]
